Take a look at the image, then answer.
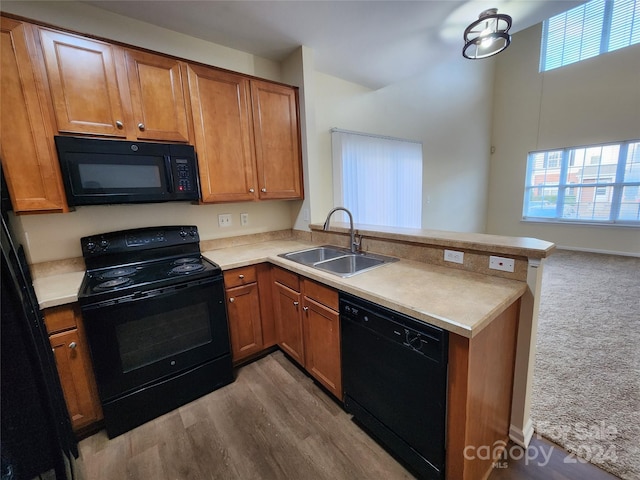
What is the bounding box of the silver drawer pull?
[115,120,123,128]
[69,342,77,349]
[249,188,255,193]
[261,188,267,193]
[229,297,235,303]
[138,123,145,130]
[238,274,244,279]
[293,301,299,306]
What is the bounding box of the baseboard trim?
[556,245,640,257]
[509,419,534,448]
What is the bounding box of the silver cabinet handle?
[293,301,299,306]
[229,297,235,303]
[69,342,77,349]
[303,306,309,312]
[238,274,244,279]
[261,188,267,193]
[249,188,255,193]
[138,123,145,130]
[116,121,123,128]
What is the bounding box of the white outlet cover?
[444,249,464,264]
[218,214,232,227]
[489,255,515,272]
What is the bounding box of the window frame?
[540,0,640,72]
[522,139,640,226]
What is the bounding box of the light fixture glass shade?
[463,8,512,59]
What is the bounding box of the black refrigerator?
[1,205,78,479]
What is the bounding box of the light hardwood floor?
[77,351,618,480]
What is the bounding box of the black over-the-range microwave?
[54,136,200,206]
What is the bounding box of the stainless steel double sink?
[279,245,398,278]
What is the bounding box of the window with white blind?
[540,0,640,72]
[331,129,423,229]
[523,140,640,225]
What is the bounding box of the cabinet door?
[303,297,342,399]
[273,281,304,365]
[226,282,263,362]
[251,80,302,200]
[38,27,128,137]
[49,328,102,431]
[0,18,67,213]
[124,49,189,142]
[187,64,257,202]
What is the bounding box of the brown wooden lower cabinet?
[43,304,102,433]
[272,267,342,399]
[224,264,275,363]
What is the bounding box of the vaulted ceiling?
[87,1,585,89]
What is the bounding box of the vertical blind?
[540,0,640,72]
[331,129,423,229]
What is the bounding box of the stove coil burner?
[94,277,133,291]
[172,257,200,265]
[98,267,137,280]
[169,263,205,275]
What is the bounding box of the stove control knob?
[188,229,197,237]
[179,230,187,238]
[99,239,109,249]
[86,240,96,252]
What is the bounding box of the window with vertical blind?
[540,0,640,72]
[331,129,423,229]
[523,139,640,225]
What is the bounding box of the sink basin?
[279,246,398,277]
[313,254,386,277]
[281,246,349,265]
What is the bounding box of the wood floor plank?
[77,351,618,480]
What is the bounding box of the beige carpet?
[530,250,640,479]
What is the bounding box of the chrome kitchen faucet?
[323,207,359,253]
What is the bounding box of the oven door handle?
[81,276,223,311]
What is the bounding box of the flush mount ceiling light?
[462,8,512,59]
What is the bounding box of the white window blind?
[331,129,423,229]
[540,0,640,72]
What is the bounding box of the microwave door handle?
[164,156,174,193]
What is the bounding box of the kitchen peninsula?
[31,224,554,480]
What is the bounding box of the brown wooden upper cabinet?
[251,80,302,201]
[187,65,303,203]
[0,18,67,213]
[37,27,189,142]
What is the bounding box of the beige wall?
[313,57,495,232]
[488,24,640,256]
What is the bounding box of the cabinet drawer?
[302,279,338,311]
[272,266,300,292]
[43,305,78,334]
[224,266,257,288]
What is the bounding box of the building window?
[331,129,423,229]
[540,0,640,72]
[523,140,640,225]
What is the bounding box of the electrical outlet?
[240,213,249,226]
[489,255,515,272]
[218,214,232,227]
[303,208,310,222]
[444,249,464,264]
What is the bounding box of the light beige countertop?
[33,238,527,338]
[203,239,527,338]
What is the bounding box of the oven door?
[81,276,229,402]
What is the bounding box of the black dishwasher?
[340,293,448,480]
